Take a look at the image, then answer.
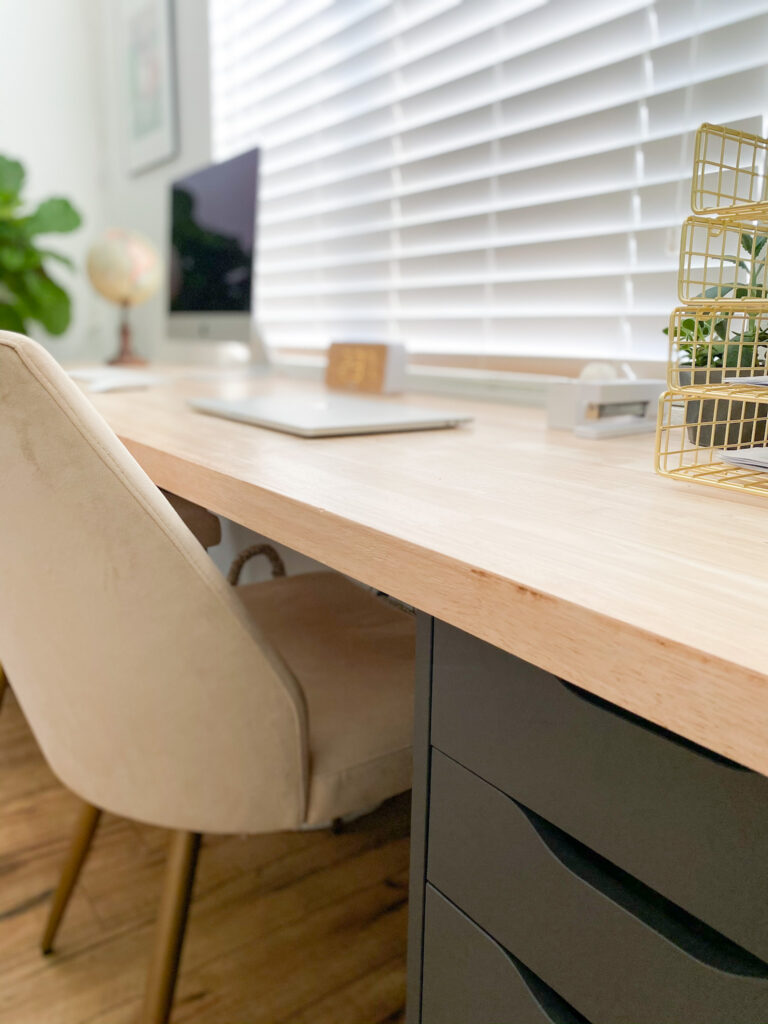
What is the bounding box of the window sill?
[269,353,564,406]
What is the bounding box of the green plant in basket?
[662,231,768,449]
[0,154,81,336]
[664,232,768,369]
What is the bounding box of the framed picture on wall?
[121,0,178,174]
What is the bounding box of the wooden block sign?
[325,341,407,394]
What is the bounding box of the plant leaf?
[703,284,733,299]
[696,318,714,340]
[0,302,25,332]
[0,156,24,203]
[708,343,725,367]
[0,155,78,340]
[0,245,28,272]
[21,270,71,334]
[23,197,81,235]
[726,343,756,367]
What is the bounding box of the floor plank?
[0,693,409,1022]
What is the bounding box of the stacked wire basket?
[656,123,768,495]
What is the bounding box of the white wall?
[0,0,214,363]
[100,0,213,362]
[0,0,109,360]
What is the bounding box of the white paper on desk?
[722,375,768,386]
[68,368,160,393]
[719,446,768,471]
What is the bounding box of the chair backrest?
[0,332,308,834]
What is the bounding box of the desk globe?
[87,229,162,365]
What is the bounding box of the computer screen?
[169,148,259,315]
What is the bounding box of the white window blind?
[209,0,768,362]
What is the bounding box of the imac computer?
[166,147,266,363]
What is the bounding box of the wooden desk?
[90,370,768,1023]
[91,370,768,775]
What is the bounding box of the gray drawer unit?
[422,887,589,1024]
[431,621,768,961]
[427,750,768,1024]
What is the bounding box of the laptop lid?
[188,393,473,437]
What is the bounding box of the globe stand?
[108,303,146,366]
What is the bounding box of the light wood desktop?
[86,368,768,1022]
[89,368,768,775]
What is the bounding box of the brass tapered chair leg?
[0,662,8,711]
[140,830,201,1024]
[42,801,102,954]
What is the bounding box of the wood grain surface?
[86,369,768,774]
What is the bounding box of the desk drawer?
[422,886,589,1024]
[427,750,768,1024]
[431,621,768,961]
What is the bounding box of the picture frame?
[121,0,178,175]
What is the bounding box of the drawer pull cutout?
[423,886,592,1024]
[521,796,768,978]
[558,680,748,771]
[498,921,591,1023]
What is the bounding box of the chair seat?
[236,572,415,825]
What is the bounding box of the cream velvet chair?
[0,492,221,714]
[0,332,415,1023]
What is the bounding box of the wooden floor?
[0,692,410,1023]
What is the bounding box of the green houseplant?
[665,232,768,446]
[0,154,81,337]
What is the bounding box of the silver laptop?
[188,393,473,437]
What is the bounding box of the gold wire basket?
[666,306,768,391]
[692,123,768,216]
[678,216,768,304]
[656,390,768,494]
[656,123,768,497]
